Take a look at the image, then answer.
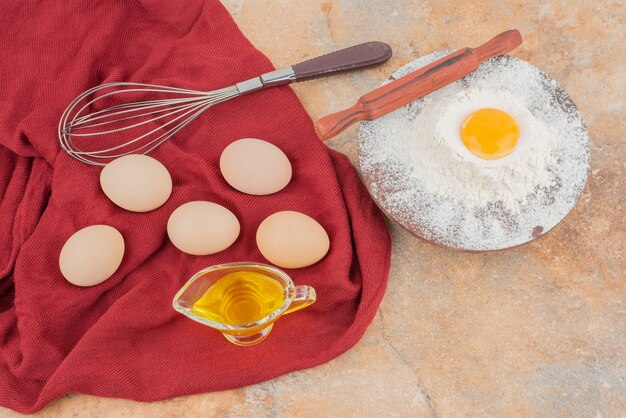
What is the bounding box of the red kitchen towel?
[0,0,391,413]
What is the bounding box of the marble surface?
[2,0,624,416]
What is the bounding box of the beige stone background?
[2,0,624,417]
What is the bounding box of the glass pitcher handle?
[284,285,316,315]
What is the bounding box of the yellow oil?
[190,271,286,325]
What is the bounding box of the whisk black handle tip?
[292,41,392,82]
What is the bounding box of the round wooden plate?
[358,51,590,251]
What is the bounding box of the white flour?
[358,52,590,250]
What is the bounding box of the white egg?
[59,225,125,287]
[219,138,292,195]
[167,201,240,256]
[256,211,330,269]
[436,89,533,167]
[100,154,172,212]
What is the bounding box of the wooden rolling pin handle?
[472,29,522,61]
[314,103,368,140]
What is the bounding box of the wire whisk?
[58,82,239,165]
[57,41,392,166]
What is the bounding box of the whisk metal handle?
[236,41,392,95]
[236,67,296,94]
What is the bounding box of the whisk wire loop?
[58,82,239,166]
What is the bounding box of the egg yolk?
[460,108,520,160]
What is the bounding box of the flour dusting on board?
[409,87,556,211]
[358,53,590,250]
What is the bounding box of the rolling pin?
[314,29,523,140]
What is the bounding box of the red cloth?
[0,0,391,413]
